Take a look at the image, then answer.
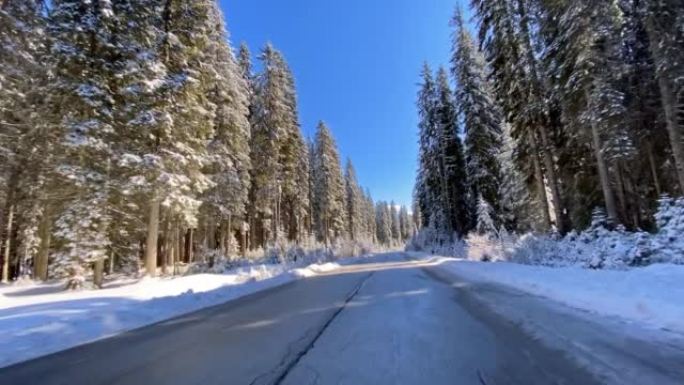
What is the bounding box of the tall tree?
[345,159,365,241]
[312,122,346,244]
[434,66,470,235]
[200,2,251,255]
[248,44,289,248]
[451,11,503,227]
[642,0,684,192]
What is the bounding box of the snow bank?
[426,256,684,334]
[0,260,343,368]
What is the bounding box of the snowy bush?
[508,197,684,269]
[406,227,467,258]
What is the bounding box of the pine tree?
[434,66,470,235]
[451,10,503,228]
[0,0,50,282]
[345,159,365,241]
[545,0,627,224]
[279,60,310,243]
[249,44,289,248]
[399,206,412,241]
[415,63,445,230]
[476,195,497,236]
[48,0,124,286]
[642,0,684,192]
[375,201,392,246]
[200,2,251,256]
[390,201,401,243]
[117,0,215,276]
[312,122,346,244]
[472,0,568,232]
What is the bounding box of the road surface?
[0,254,665,384]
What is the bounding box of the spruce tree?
[451,11,503,228]
[249,44,289,248]
[434,66,470,235]
[200,2,251,255]
[312,122,346,244]
[345,159,365,241]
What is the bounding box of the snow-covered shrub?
[406,227,466,258]
[651,195,684,265]
[508,198,684,269]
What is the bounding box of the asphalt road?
[0,255,604,385]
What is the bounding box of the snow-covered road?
[0,253,681,384]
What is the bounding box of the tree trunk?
[528,130,552,231]
[536,126,566,233]
[657,77,684,193]
[2,204,14,283]
[161,220,170,275]
[590,120,619,224]
[615,161,628,222]
[93,258,104,288]
[647,142,662,197]
[144,199,160,277]
[34,212,51,281]
[108,250,115,275]
[170,223,178,275]
[186,228,194,263]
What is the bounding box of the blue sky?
[220,0,466,207]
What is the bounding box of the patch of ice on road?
[0,260,345,368]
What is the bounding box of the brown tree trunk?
[144,199,160,277]
[93,258,104,288]
[34,211,51,281]
[170,223,178,275]
[590,120,619,224]
[647,142,662,197]
[528,130,552,231]
[615,161,628,222]
[2,204,14,283]
[657,78,684,193]
[537,126,566,233]
[185,228,194,263]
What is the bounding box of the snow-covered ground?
[0,259,345,368]
[412,252,684,334]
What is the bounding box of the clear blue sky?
[220,0,467,207]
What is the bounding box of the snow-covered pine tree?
[237,42,253,87]
[375,201,392,246]
[279,60,310,243]
[399,206,411,241]
[476,195,497,236]
[48,0,125,287]
[0,0,50,282]
[451,9,503,230]
[345,159,365,241]
[390,202,401,243]
[312,122,346,244]
[415,63,446,231]
[249,44,289,248]
[200,2,251,256]
[471,0,568,232]
[498,123,538,231]
[642,0,684,192]
[544,0,627,225]
[117,0,215,276]
[434,66,470,235]
[364,188,377,242]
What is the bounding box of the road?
[0,254,636,384]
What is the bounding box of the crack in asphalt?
[249,272,374,385]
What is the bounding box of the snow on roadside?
[413,253,684,334]
[0,260,342,368]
